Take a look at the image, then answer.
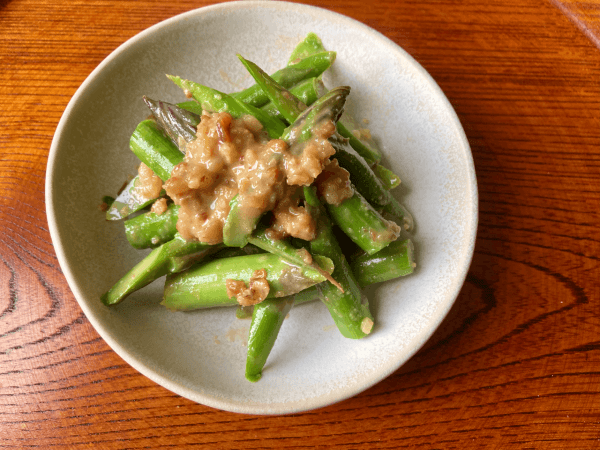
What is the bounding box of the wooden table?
[1,0,599,447]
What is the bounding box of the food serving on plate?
[101,33,416,382]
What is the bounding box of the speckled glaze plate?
[46,1,477,414]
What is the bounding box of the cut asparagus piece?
[124,204,180,249]
[245,296,294,382]
[162,253,334,311]
[167,75,286,139]
[101,234,220,306]
[232,51,336,108]
[304,186,374,339]
[325,190,400,255]
[130,119,183,181]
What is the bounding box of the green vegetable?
[248,224,342,290]
[162,253,335,311]
[236,305,254,320]
[167,75,286,139]
[373,164,402,190]
[124,204,180,249]
[234,58,400,254]
[178,77,323,122]
[294,239,415,304]
[336,120,382,164]
[350,239,415,286]
[311,61,383,164]
[232,51,336,108]
[175,100,203,116]
[328,133,388,207]
[304,186,374,339]
[325,190,400,255]
[260,77,322,122]
[245,296,294,382]
[329,134,414,231]
[238,54,307,124]
[212,244,264,259]
[381,197,415,232]
[281,86,349,146]
[106,100,196,222]
[102,34,419,383]
[101,234,219,306]
[130,119,183,181]
[288,32,326,64]
[293,284,322,305]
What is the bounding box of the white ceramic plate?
[46,1,477,414]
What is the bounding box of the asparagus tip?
[166,74,182,87]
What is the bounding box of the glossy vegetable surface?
[162,253,335,310]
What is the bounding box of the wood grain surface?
[1,0,599,448]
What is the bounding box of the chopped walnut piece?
[283,120,337,186]
[137,163,163,200]
[268,185,316,241]
[151,198,168,215]
[226,269,270,307]
[315,158,353,206]
[270,205,316,241]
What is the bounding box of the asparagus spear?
[336,120,383,165]
[293,40,383,164]
[124,204,180,249]
[236,55,387,206]
[178,76,323,123]
[325,190,400,255]
[235,56,403,249]
[130,119,183,181]
[101,234,220,306]
[223,57,349,244]
[350,239,415,286]
[247,223,343,291]
[232,51,336,108]
[161,253,334,311]
[373,164,402,190]
[245,296,294,382]
[329,133,414,231]
[106,118,183,221]
[295,238,415,304]
[280,86,349,146]
[304,186,374,339]
[288,32,326,64]
[167,75,286,139]
[238,55,307,125]
[260,77,322,122]
[221,195,261,248]
[212,244,264,259]
[248,237,414,381]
